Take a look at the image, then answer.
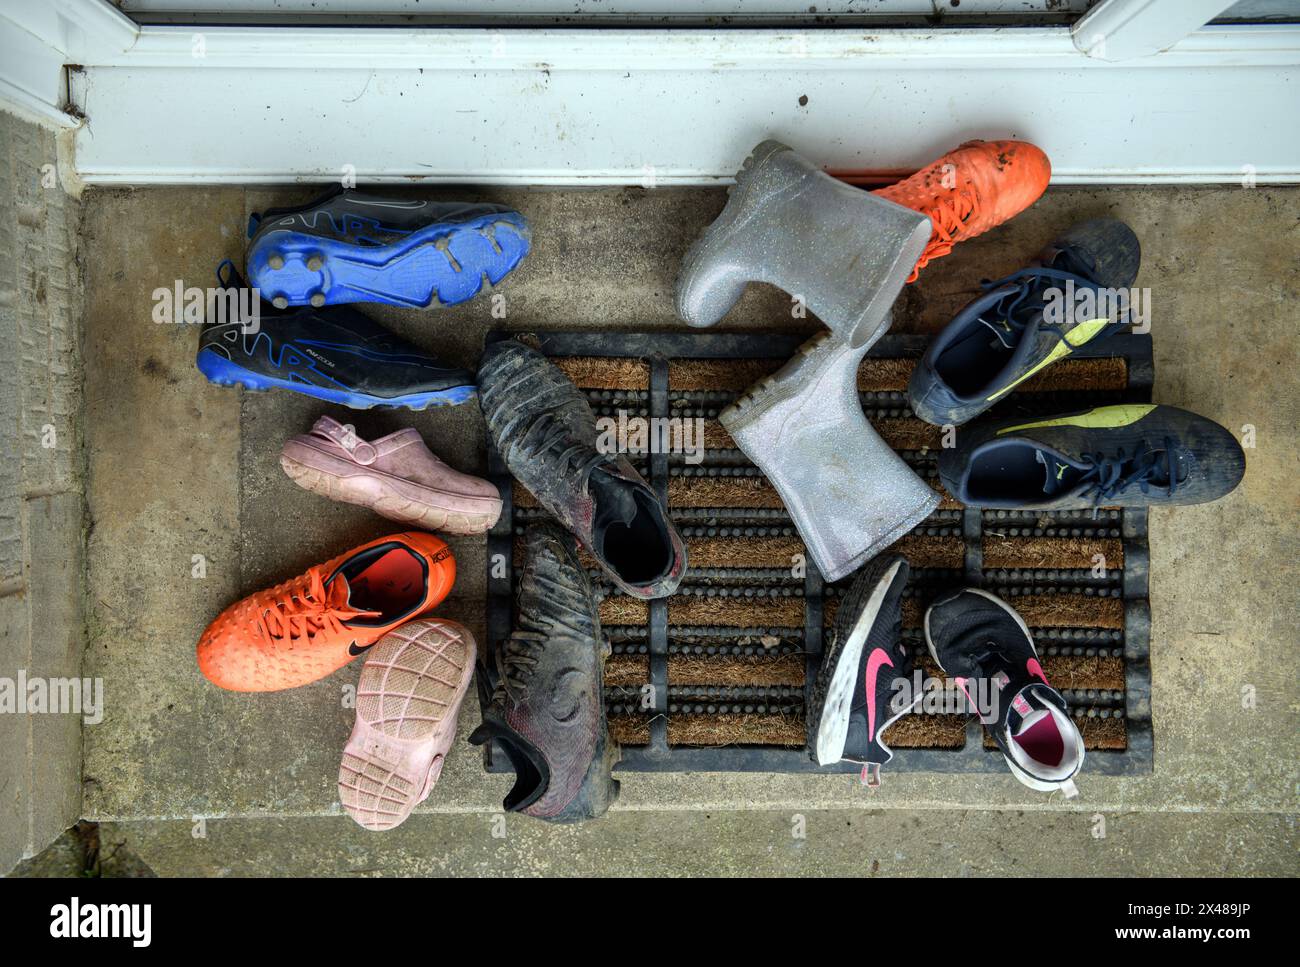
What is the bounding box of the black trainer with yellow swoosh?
[908,219,1141,426]
[939,403,1246,513]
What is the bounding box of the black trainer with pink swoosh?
[807,554,920,786]
[925,587,1085,796]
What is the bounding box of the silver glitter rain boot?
[720,330,940,582]
[676,139,931,348]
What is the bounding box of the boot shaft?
[722,333,939,582]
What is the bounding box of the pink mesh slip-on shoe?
[281,415,502,535]
[338,618,477,831]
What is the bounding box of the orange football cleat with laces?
[196,532,455,692]
[870,140,1051,283]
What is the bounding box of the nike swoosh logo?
[1027,657,1048,685]
[864,648,895,742]
[347,641,372,657]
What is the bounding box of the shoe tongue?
[978,315,1019,351]
[1013,707,1052,738]
[1006,683,1055,734]
[326,573,377,620]
[326,572,353,608]
[1035,449,1076,496]
[590,467,638,531]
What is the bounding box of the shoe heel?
[721,330,833,430]
[732,138,790,193]
[338,737,420,832]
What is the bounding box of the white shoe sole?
[813,558,905,766]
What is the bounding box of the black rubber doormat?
[482,329,1154,776]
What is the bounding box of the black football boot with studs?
[246,186,530,310]
[196,261,476,409]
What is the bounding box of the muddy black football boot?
[196,261,476,409]
[478,338,687,599]
[246,186,530,310]
[807,554,919,786]
[468,523,618,823]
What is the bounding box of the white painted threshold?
[67,23,1300,185]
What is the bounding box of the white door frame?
[2,0,1295,185]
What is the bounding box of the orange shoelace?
[255,569,377,646]
[904,185,979,282]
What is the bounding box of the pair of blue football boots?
[195,187,531,410]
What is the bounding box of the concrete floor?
[77,184,1299,876]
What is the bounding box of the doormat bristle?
[982,536,1125,570]
[669,358,783,392]
[687,535,804,568]
[1044,655,1125,691]
[606,654,650,686]
[667,713,805,747]
[668,653,806,686]
[881,714,967,749]
[668,476,784,508]
[702,420,734,450]
[894,534,965,570]
[671,598,803,627]
[1012,594,1125,630]
[600,597,649,625]
[553,356,649,389]
[609,715,652,745]
[875,418,944,452]
[485,330,1153,777]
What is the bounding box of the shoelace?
[254,570,375,646]
[1076,438,1184,516]
[905,185,979,280]
[509,411,607,484]
[967,640,1019,678]
[946,639,1019,722]
[976,266,1103,350]
[494,629,548,702]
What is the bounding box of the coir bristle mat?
[483,330,1154,775]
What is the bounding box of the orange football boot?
[196,531,455,692]
[868,140,1051,283]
